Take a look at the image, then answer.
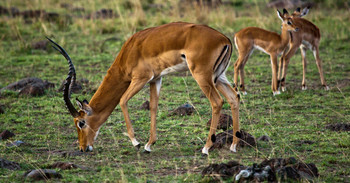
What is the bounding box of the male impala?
[48,22,240,155]
[278,7,329,91]
[233,9,299,95]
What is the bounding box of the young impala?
[233,9,299,95]
[278,7,329,91]
[48,22,240,156]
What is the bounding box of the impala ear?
[283,8,289,17]
[76,98,92,115]
[300,6,310,17]
[277,9,284,21]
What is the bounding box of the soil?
[211,129,256,150]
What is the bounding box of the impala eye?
[78,120,86,129]
[287,21,292,25]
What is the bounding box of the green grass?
[0,0,349,182]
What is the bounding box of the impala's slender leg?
[215,76,240,152]
[281,45,299,91]
[300,45,308,90]
[270,54,280,95]
[144,78,162,152]
[191,73,223,155]
[120,76,153,148]
[313,46,329,90]
[278,48,288,91]
[234,48,251,95]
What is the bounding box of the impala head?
[277,9,299,32]
[47,37,95,152]
[292,6,310,17]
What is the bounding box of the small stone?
[170,103,194,116]
[257,135,271,142]
[6,140,26,147]
[24,169,62,180]
[50,162,78,170]
[140,101,150,110]
[0,158,21,170]
[0,130,15,140]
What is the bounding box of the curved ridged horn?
[46,37,79,117]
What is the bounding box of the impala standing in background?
[233,9,299,95]
[278,7,329,91]
[48,22,240,156]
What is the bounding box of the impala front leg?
[120,76,152,149]
[144,78,162,153]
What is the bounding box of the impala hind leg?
[144,78,162,153]
[120,76,153,149]
[216,76,240,152]
[192,74,223,155]
[281,45,299,91]
[270,54,280,95]
[313,46,329,90]
[300,46,308,90]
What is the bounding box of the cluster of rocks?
[202,157,319,182]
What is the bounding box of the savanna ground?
[0,0,349,182]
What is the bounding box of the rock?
[1,77,55,96]
[140,101,150,110]
[211,129,256,149]
[6,140,28,147]
[31,40,49,50]
[50,162,79,170]
[206,114,233,130]
[257,135,271,142]
[202,160,246,178]
[170,103,194,116]
[0,130,15,140]
[24,169,62,180]
[0,158,21,170]
[0,104,4,114]
[58,78,87,93]
[326,123,350,132]
[88,9,115,19]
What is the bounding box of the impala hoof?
[302,86,307,90]
[324,85,329,91]
[201,147,210,155]
[273,91,281,96]
[144,143,152,152]
[230,144,237,152]
[282,87,286,92]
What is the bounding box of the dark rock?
[140,101,150,110]
[211,129,256,150]
[0,104,4,114]
[326,123,350,132]
[0,130,15,140]
[295,162,319,180]
[24,169,62,180]
[202,160,245,178]
[257,135,271,142]
[170,103,194,116]
[31,40,49,50]
[206,114,233,130]
[58,78,86,94]
[20,10,46,19]
[50,162,79,170]
[88,9,115,19]
[0,158,21,170]
[1,77,55,97]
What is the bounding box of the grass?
[0,0,349,182]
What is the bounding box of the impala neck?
[88,65,130,128]
[280,27,291,47]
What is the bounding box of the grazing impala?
[278,7,329,91]
[233,9,299,95]
[48,22,240,155]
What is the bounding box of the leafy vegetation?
[0,0,349,182]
